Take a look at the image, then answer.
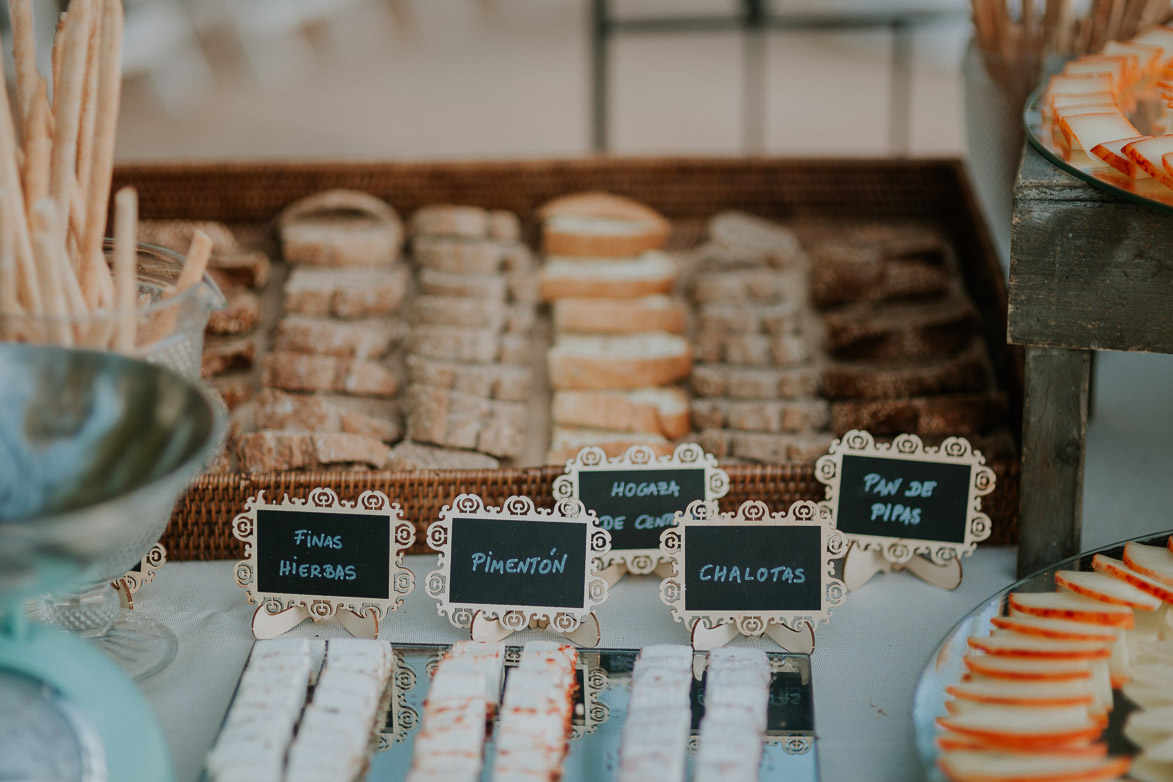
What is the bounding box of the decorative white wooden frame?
[571,656,611,741]
[112,542,166,609]
[377,652,419,750]
[814,430,995,572]
[424,494,611,641]
[552,443,729,576]
[659,499,847,653]
[232,488,415,639]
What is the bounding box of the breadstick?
[173,231,212,295]
[9,0,40,138]
[0,33,42,315]
[75,3,100,202]
[112,187,136,352]
[79,0,122,309]
[30,200,71,345]
[51,12,65,107]
[0,191,23,340]
[48,0,92,252]
[21,81,51,219]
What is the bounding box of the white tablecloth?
[133,548,1019,782]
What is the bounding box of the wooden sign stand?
[232,488,416,640]
[112,543,166,610]
[552,443,728,587]
[815,430,994,591]
[425,494,612,647]
[659,499,847,654]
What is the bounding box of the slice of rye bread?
[696,429,834,464]
[809,244,951,308]
[830,393,1008,437]
[279,189,403,267]
[384,440,500,470]
[546,426,674,465]
[262,352,399,397]
[409,325,531,365]
[547,333,692,390]
[821,343,990,400]
[689,268,786,304]
[551,387,691,439]
[209,374,255,411]
[405,386,526,459]
[695,301,799,336]
[409,204,490,239]
[413,236,527,275]
[418,267,508,301]
[706,210,805,268]
[253,389,402,443]
[201,336,257,378]
[690,364,821,399]
[538,191,670,258]
[284,264,410,319]
[236,431,391,473]
[821,296,981,361]
[690,398,831,434]
[206,287,262,336]
[410,295,534,334]
[692,332,811,367]
[539,252,677,301]
[552,295,687,335]
[406,356,532,402]
[273,316,402,360]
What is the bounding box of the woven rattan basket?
[110,157,1022,558]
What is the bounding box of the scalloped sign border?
[814,429,995,565]
[658,499,847,637]
[424,494,612,635]
[232,488,416,622]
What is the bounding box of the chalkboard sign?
[815,430,995,563]
[659,499,846,641]
[425,495,611,632]
[552,443,728,574]
[232,488,416,624]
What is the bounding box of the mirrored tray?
[913,529,1173,781]
[208,644,819,782]
[1024,84,1173,212]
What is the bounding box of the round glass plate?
[912,529,1173,781]
[1024,83,1173,213]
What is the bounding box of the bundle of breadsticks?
[0,0,209,351]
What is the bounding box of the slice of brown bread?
[538,192,670,257]
[209,250,271,289]
[206,287,262,336]
[706,211,805,268]
[410,205,490,238]
[410,326,531,365]
[821,343,989,400]
[690,364,822,399]
[417,267,508,301]
[201,336,257,378]
[810,244,952,308]
[237,431,391,473]
[830,393,1008,437]
[405,386,526,459]
[546,426,674,464]
[279,189,403,267]
[690,268,784,303]
[272,316,401,360]
[693,333,811,367]
[690,398,831,434]
[284,264,410,319]
[539,252,677,301]
[410,295,508,331]
[553,295,688,335]
[262,352,399,397]
[547,333,692,390]
[253,389,402,443]
[413,236,513,275]
[384,440,500,470]
[406,356,532,402]
[551,387,690,439]
[821,296,981,360]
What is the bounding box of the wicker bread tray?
[109,157,1022,558]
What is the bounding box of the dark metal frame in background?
[590,0,967,153]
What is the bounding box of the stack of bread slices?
[401,203,539,464]
[236,189,409,472]
[688,211,832,463]
[539,192,692,464]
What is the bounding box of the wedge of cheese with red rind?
[1123,542,1173,589]
[1124,136,1173,190]
[937,730,1109,757]
[967,633,1112,660]
[1056,569,1163,610]
[947,679,1097,709]
[1058,111,1141,154]
[989,615,1117,642]
[1091,136,1149,178]
[1091,554,1173,604]
[1007,592,1134,628]
[1104,40,1166,76]
[1125,662,1173,690]
[1064,55,1135,93]
[1132,26,1173,60]
[936,705,1105,751]
[938,750,1129,782]
[1047,73,1116,98]
[943,699,1108,728]
[1125,706,1173,751]
[962,653,1094,681]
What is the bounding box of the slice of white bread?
[547,333,692,390]
[553,295,687,335]
[539,252,677,301]
[552,387,690,439]
[279,189,403,267]
[538,191,670,257]
[546,426,673,465]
